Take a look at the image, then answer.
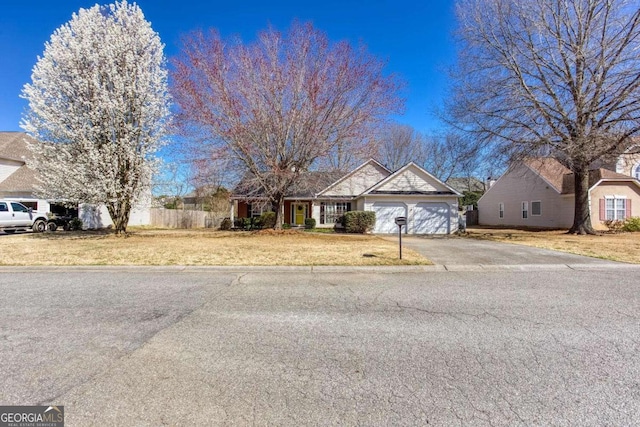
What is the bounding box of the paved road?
[384,235,620,266]
[1,267,639,426]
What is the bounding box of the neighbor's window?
[499,203,504,219]
[320,202,351,224]
[522,201,528,219]
[606,198,627,221]
[634,163,640,180]
[531,201,541,216]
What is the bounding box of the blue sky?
[0,0,456,133]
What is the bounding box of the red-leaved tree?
[171,21,402,228]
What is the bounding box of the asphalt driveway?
[384,235,620,266]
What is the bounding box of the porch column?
[229,200,235,227]
[281,203,285,226]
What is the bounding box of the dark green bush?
[623,216,640,232]
[259,211,276,229]
[282,223,292,229]
[304,218,316,229]
[219,218,232,231]
[344,211,376,233]
[69,217,83,231]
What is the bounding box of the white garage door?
[371,202,407,233]
[414,202,450,234]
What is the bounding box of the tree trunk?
[272,193,285,230]
[568,167,596,235]
[106,199,131,235]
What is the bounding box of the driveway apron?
[383,235,620,266]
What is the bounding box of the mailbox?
[394,216,407,226]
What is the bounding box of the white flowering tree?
[21,0,170,234]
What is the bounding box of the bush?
[304,217,316,229]
[623,216,640,232]
[344,211,376,233]
[259,211,276,229]
[219,217,232,231]
[282,223,291,229]
[69,217,83,231]
[603,219,624,232]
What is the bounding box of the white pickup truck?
[0,200,49,233]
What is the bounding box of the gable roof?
[361,162,461,196]
[0,132,40,194]
[522,157,640,194]
[446,176,485,193]
[0,132,33,162]
[316,158,391,197]
[522,157,571,193]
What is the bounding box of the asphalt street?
[1,266,639,426]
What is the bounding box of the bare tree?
[171,22,402,228]
[451,0,640,234]
[422,133,482,182]
[377,124,426,171]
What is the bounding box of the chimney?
[486,177,496,190]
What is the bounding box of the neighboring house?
[0,131,150,228]
[231,159,461,234]
[478,157,640,230]
[0,132,55,214]
[446,176,485,194]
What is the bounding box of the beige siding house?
[478,158,640,230]
[232,159,462,234]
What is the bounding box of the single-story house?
[0,131,150,228]
[231,159,461,234]
[478,157,640,230]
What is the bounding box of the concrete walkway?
[383,235,621,266]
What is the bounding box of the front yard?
[0,229,429,266]
[465,227,640,264]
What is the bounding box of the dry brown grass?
[0,228,430,266]
[465,226,640,263]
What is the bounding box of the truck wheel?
[47,222,58,232]
[33,219,47,233]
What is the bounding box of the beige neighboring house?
[0,131,151,228]
[478,157,640,230]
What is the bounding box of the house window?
[633,163,640,180]
[522,201,528,219]
[247,203,271,218]
[605,198,627,221]
[320,202,352,224]
[499,203,504,219]
[531,201,541,216]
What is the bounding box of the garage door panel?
[414,202,450,234]
[372,202,407,233]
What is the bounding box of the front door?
[292,203,307,226]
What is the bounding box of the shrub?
[69,217,83,231]
[344,211,376,233]
[282,223,292,229]
[219,217,232,231]
[304,217,316,229]
[259,211,276,229]
[623,216,640,232]
[603,219,624,232]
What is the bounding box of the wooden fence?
[150,208,226,229]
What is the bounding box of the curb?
[0,263,636,274]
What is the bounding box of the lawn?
[0,229,430,266]
[465,226,640,264]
